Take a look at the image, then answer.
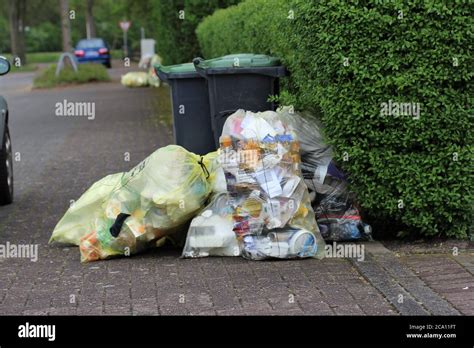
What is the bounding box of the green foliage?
[26,23,62,53]
[4,52,61,64]
[196,0,290,58]
[197,0,473,239]
[33,63,110,88]
[0,8,10,53]
[152,0,240,65]
[0,0,239,62]
[26,51,61,64]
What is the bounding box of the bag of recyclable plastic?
[182,193,240,258]
[147,68,161,87]
[219,109,325,260]
[147,55,161,87]
[277,107,332,199]
[311,163,372,241]
[121,72,149,87]
[79,146,218,262]
[50,145,218,262]
[49,173,123,245]
[276,107,372,241]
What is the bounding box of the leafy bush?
[197,0,289,58]
[33,63,110,88]
[197,0,473,239]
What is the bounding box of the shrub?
[33,63,110,88]
[197,0,473,239]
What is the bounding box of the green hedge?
[197,0,473,239]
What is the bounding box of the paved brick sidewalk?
[0,80,471,316]
[401,254,474,315]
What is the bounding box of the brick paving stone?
[371,253,460,315]
[402,254,474,315]
[132,298,159,315]
[351,255,429,315]
[453,254,474,275]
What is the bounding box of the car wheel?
[105,60,111,69]
[0,126,13,205]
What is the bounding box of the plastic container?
[193,54,287,146]
[155,62,215,155]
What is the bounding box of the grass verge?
[33,63,110,88]
[3,51,61,64]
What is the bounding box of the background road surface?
[0,64,471,315]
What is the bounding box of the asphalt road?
[0,64,167,228]
[0,63,470,316]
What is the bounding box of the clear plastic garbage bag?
[277,106,333,188]
[312,166,372,241]
[219,109,325,260]
[182,193,240,258]
[277,107,372,242]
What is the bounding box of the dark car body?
[74,38,111,68]
[0,97,8,143]
[0,56,12,205]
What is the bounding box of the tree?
[85,0,96,39]
[8,0,26,65]
[59,0,72,52]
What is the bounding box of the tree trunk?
[85,0,96,39]
[59,0,72,52]
[8,0,27,65]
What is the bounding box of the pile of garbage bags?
[121,71,161,88]
[121,55,161,88]
[121,72,150,87]
[50,107,370,262]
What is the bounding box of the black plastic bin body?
[155,65,215,155]
[193,56,287,147]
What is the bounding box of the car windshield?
[77,39,105,49]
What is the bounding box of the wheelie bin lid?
[193,53,287,77]
[154,62,200,81]
[199,54,281,68]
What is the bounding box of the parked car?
[0,56,13,205]
[74,38,111,68]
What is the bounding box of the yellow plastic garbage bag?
[79,145,217,262]
[121,72,149,87]
[49,173,123,245]
[49,145,218,262]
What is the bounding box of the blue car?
[74,38,111,68]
